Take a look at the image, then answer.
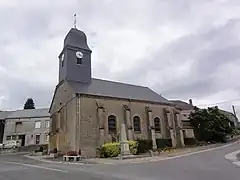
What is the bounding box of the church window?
[108,115,116,134]
[154,117,161,132]
[61,53,64,67]
[133,116,141,132]
[76,58,83,65]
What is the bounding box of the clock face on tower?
[76,51,83,59]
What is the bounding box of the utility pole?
[232,105,239,128]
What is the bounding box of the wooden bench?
[63,155,82,162]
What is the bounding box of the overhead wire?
[196,98,240,107]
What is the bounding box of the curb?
[23,155,85,165]
[23,140,240,166]
[0,152,29,156]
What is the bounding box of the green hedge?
[137,139,152,154]
[99,141,138,158]
[136,139,172,154]
[184,138,197,145]
[156,139,172,148]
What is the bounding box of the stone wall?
[79,95,181,157]
[49,81,76,152]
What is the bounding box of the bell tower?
[59,28,92,83]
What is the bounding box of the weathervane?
[73,13,77,29]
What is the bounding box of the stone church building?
[49,28,186,157]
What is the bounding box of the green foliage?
[157,147,176,152]
[128,140,138,155]
[189,107,234,142]
[137,139,152,154]
[100,142,119,158]
[156,139,172,148]
[99,141,138,158]
[184,138,197,145]
[136,139,172,154]
[24,98,35,109]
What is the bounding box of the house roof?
[67,78,171,104]
[0,111,13,120]
[170,100,194,110]
[6,108,49,119]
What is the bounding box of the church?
[49,28,186,157]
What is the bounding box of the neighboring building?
[2,108,50,146]
[49,28,187,157]
[0,111,13,143]
[170,99,196,141]
[170,100,239,142]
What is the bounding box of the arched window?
[154,117,161,132]
[108,115,116,134]
[133,116,141,132]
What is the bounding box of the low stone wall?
[19,144,48,152]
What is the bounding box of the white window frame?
[45,133,49,142]
[35,121,41,129]
[45,120,50,128]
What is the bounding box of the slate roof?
[64,28,91,51]
[6,108,49,119]
[170,100,194,110]
[67,78,171,104]
[0,111,13,120]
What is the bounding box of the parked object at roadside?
[4,140,21,149]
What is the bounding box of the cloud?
[0,0,239,118]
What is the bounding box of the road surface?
[0,142,240,180]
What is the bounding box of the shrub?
[66,151,78,156]
[157,147,176,152]
[99,141,138,158]
[137,139,152,154]
[156,139,172,148]
[101,142,119,158]
[128,141,138,155]
[39,146,44,152]
[184,138,197,146]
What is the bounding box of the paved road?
[0,142,240,180]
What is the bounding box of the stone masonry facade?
[50,93,185,157]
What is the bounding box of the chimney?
[189,99,193,106]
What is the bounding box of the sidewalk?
[24,140,240,165]
[84,141,240,165]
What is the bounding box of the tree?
[24,98,35,109]
[189,106,234,143]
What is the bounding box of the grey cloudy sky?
[0,0,240,116]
